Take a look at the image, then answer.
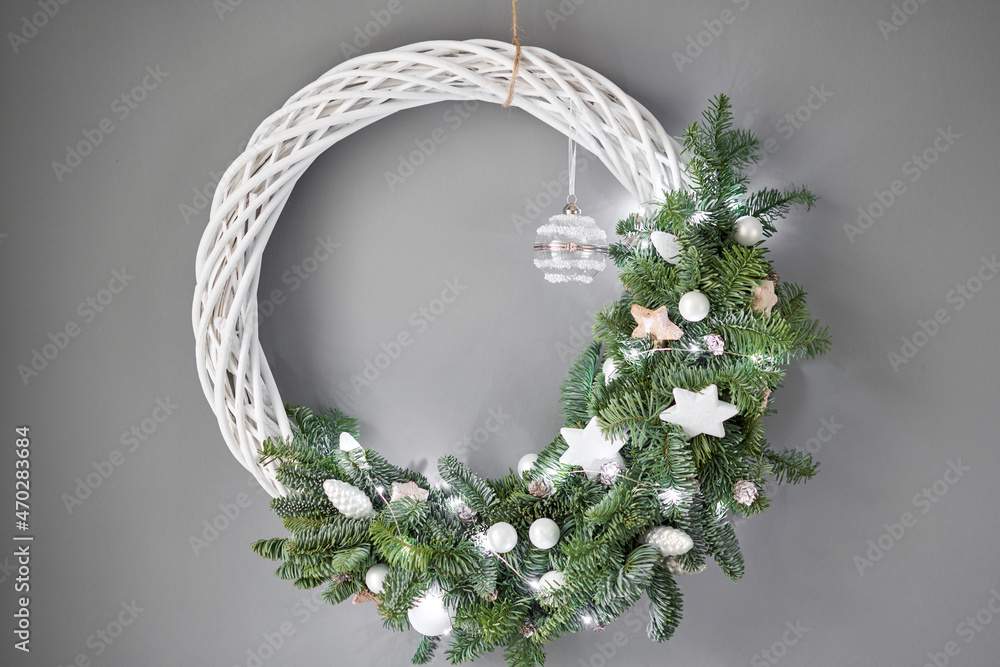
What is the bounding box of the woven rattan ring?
[193,39,689,497]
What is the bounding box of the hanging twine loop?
[502,0,521,107]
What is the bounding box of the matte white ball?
[538,570,566,595]
[650,231,681,264]
[407,584,454,636]
[678,291,710,322]
[517,453,538,477]
[486,522,518,553]
[528,518,561,550]
[602,357,619,385]
[365,564,390,594]
[733,215,763,245]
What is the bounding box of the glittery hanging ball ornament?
[734,479,759,506]
[534,203,609,284]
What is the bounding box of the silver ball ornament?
[528,518,561,550]
[537,570,566,597]
[516,453,538,477]
[678,291,710,322]
[733,215,763,245]
[486,522,518,553]
[365,564,390,594]
[407,583,454,636]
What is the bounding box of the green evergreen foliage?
[250,94,830,665]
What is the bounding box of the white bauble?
[645,525,694,556]
[528,518,561,550]
[407,584,454,636]
[339,432,362,451]
[733,215,763,245]
[678,291,710,322]
[650,231,681,264]
[538,570,566,595]
[365,564,390,594]
[322,479,376,519]
[602,357,619,385]
[517,453,538,477]
[486,522,518,553]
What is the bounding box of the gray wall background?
[2,1,999,665]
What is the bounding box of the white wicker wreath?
[192,38,690,498]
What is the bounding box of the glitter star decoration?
[751,279,778,316]
[630,304,683,344]
[559,417,626,480]
[659,384,739,439]
[390,480,429,502]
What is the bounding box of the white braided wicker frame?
[193,39,689,497]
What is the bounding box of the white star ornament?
[559,417,625,479]
[659,384,739,439]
